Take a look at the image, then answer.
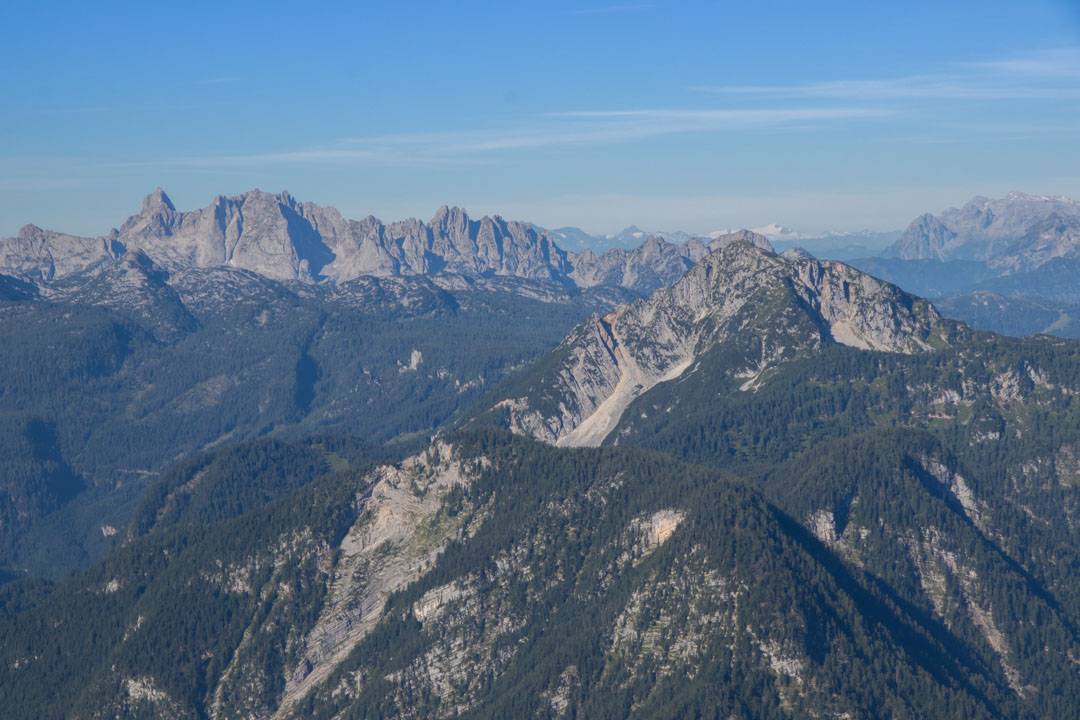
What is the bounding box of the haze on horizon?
[2,0,1080,237]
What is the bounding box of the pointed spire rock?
[17,224,45,239]
[142,187,176,214]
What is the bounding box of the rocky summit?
[484,240,946,446]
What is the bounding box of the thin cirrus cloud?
[147,106,885,168]
[961,48,1080,78]
[693,48,1080,101]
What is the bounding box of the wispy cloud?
[693,48,1080,101]
[129,106,883,168]
[549,108,887,121]
[961,48,1080,78]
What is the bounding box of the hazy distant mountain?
[542,226,608,252]
[936,290,1080,339]
[721,224,901,261]
[569,229,772,294]
[886,191,1080,267]
[846,257,997,299]
[772,231,902,260]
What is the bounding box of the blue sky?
[2,0,1080,236]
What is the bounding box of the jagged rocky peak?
[487,240,946,447]
[890,213,957,261]
[17,223,45,239]
[103,191,577,284]
[141,187,176,214]
[430,204,471,233]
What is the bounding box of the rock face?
[276,442,479,715]
[886,192,1080,268]
[117,188,334,282]
[1,189,577,285]
[0,224,118,281]
[1,189,776,295]
[116,190,575,283]
[489,240,945,446]
[889,213,957,261]
[991,214,1080,273]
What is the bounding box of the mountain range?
[884,192,1080,267]
[3,188,1080,718]
[3,232,1079,718]
[1,189,771,297]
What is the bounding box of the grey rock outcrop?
[0,224,118,281]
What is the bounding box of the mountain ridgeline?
[1,188,771,294]
[476,240,950,447]
[884,191,1080,268]
[2,190,1080,718]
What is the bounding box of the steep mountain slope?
[597,341,1080,713]
[480,240,946,447]
[0,432,1051,719]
